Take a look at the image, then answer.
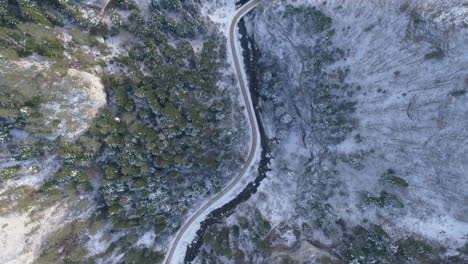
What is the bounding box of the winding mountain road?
[163,1,260,263]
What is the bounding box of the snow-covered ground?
[0,203,67,264]
[195,0,468,262]
[249,0,468,248]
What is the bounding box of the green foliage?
[0,0,84,28]
[149,0,205,38]
[16,143,42,160]
[382,169,409,187]
[18,0,53,26]
[0,0,20,27]
[130,177,146,189]
[213,227,232,258]
[450,89,466,97]
[58,136,100,166]
[338,224,449,264]
[122,248,164,264]
[155,216,167,233]
[399,237,432,256]
[385,175,408,187]
[109,204,123,214]
[53,165,85,183]
[15,32,64,58]
[283,5,332,33]
[35,220,92,264]
[254,209,272,235]
[111,215,138,230]
[232,225,240,238]
[90,21,109,37]
[341,225,392,262]
[159,0,182,11]
[0,83,44,134]
[204,231,213,244]
[90,23,231,228]
[0,0,238,244]
[458,243,468,255]
[104,74,137,112]
[424,48,445,60]
[0,165,21,180]
[0,126,10,143]
[27,165,41,174]
[39,179,59,195]
[113,0,140,11]
[364,191,404,208]
[0,27,22,48]
[202,210,273,260]
[0,23,65,58]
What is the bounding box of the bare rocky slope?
[195,0,468,263]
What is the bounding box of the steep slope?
[195,0,468,263]
[0,0,250,263]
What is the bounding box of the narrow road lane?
[163,0,260,263]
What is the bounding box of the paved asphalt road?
[163,0,260,263]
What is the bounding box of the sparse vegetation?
[200,208,272,262]
[450,89,466,97]
[364,191,404,208]
[338,225,445,263]
[0,165,21,180]
[283,5,332,33]
[424,48,445,60]
[382,169,409,187]
[36,219,100,264]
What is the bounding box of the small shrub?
[0,165,21,180]
[450,89,466,97]
[364,191,404,208]
[424,48,445,60]
[386,175,409,187]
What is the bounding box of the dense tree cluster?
[83,0,239,238]
[0,0,87,28]
[198,208,273,263]
[150,0,207,38]
[21,3,243,259]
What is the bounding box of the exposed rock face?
[82,0,111,10]
[42,68,106,140]
[271,241,342,264]
[0,8,107,263]
[196,0,468,263]
[0,57,106,141]
[0,200,66,264]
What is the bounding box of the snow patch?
[0,205,66,264]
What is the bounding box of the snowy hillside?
[196,0,468,263]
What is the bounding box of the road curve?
[163,1,260,263]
